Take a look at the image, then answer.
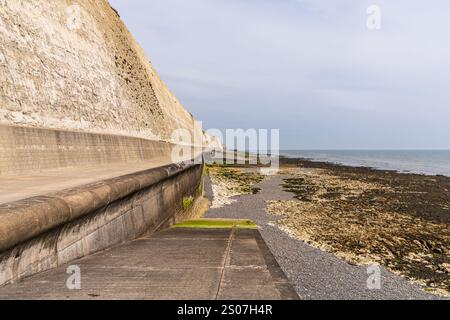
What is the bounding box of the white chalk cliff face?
[0,0,200,143]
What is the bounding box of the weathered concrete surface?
[0,162,204,287]
[0,161,173,205]
[0,0,219,296]
[0,125,180,176]
[0,0,200,142]
[0,228,299,300]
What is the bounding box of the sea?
[280,150,450,177]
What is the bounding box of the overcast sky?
[109,0,450,150]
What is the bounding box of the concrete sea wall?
[0,160,204,287]
[0,124,176,176]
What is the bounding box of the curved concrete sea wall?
[0,160,204,287]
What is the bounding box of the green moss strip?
[174,219,257,229]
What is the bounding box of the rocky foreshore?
[270,157,450,296]
[205,159,449,297]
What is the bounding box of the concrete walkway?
[0,227,299,300]
[0,160,171,205]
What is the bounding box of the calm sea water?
[280,150,450,177]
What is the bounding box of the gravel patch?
[205,173,444,300]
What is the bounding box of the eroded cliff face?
[0,0,198,142]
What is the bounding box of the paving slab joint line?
[215,227,235,300]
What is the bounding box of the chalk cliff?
[0,0,199,142]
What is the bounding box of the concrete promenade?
[0,161,170,205]
[0,226,299,300]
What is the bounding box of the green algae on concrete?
[182,196,195,210]
[174,219,257,229]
